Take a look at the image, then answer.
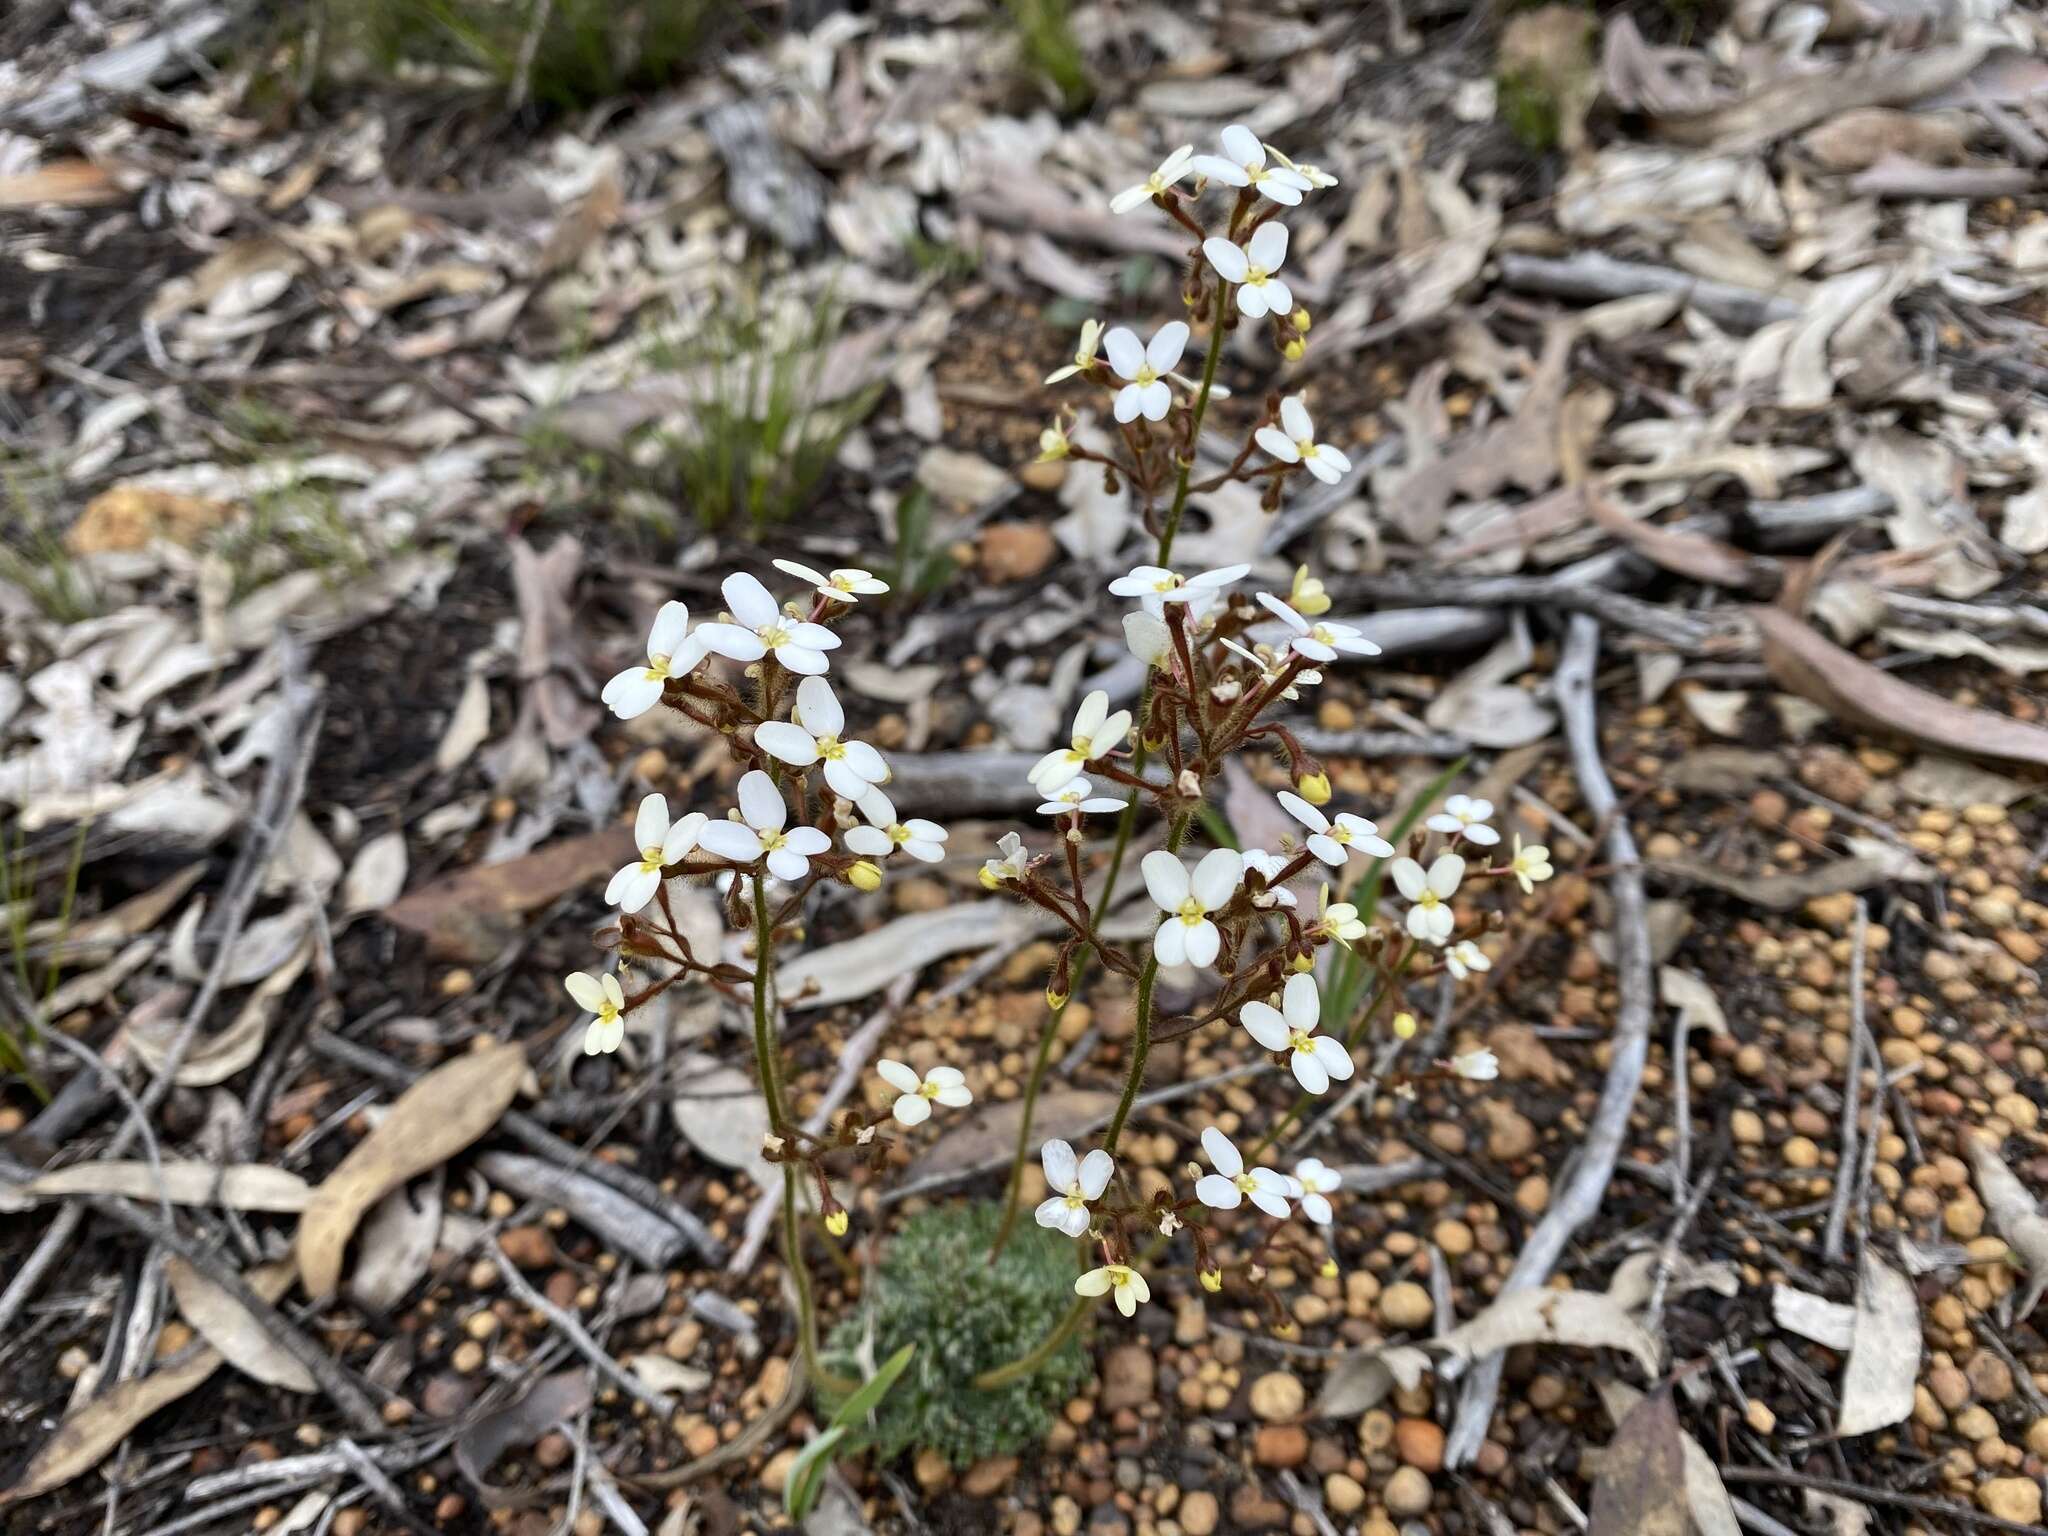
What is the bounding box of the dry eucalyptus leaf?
[3,1159,312,1212]
[1605,1250,1738,1314]
[166,1257,312,1392]
[1895,757,2026,809]
[456,1370,594,1486]
[0,1341,224,1505]
[776,904,1039,1011]
[1599,1382,1738,1536]
[132,935,314,1088]
[436,671,491,773]
[1680,687,1749,738]
[1835,1252,1918,1437]
[342,830,409,914]
[1439,1288,1661,1379]
[1588,1387,1686,1536]
[1313,1343,1435,1418]
[346,1171,444,1313]
[671,1054,774,1185]
[1965,1132,2048,1317]
[297,1041,527,1300]
[1772,1283,1856,1350]
[1658,968,1728,1035]
[902,1088,1120,1191]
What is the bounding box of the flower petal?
[1391,858,1427,901]
[1202,1125,1243,1177]
[721,571,779,628]
[1182,919,1220,968]
[781,827,831,856]
[695,622,766,662]
[794,674,843,739]
[1256,592,1308,634]
[1103,326,1145,381]
[1035,1195,1075,1229]
[1428,853,1466,896]
[1191,155,1248,187]
[754,720,820,767]
[609,865,661,915]
[1219,124,1263,168]
[698,821,764,863]
[1292,1052,1329,1094]
[1255,425,1299,463]
[647,600,690,659]
[1147,320,1189,373]
[1191,847,1244,910]
[1247,219,1289,271]
[1141,849,1190,911]
[1078,1149,1114,1199]
[564,972,606,1012]
[1236,282,1271,319]
[1137,379,1172,421]
[1153,918,1188,967]
[737,770,786,833]
[1195,1174,1242,1210]
[1041,1138,1078,1190]
[602,667,665,720]
[891,1093,930,1126]
[1311,1035,1354,1082]
[1074,1266,1113,1297]
[1202,236,1248,283]
[765,847,810,881]
[1282,972,1320,1032]
[844,826,892,856]
[1240,1001,1291,1052]
[875,1059,920,1094]
[1279,396,1312,442]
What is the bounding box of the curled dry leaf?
[129,934,313,1087]
[1754,605,2048,770]
[1965,1132,2048,1317]
[1772,1283,1856,1350]
[1658,967,1728,1035]
[455,1369,593,1488]
[1314,1342,1435,1418]
[0,1159,313,1213]
[0,1339,225,1505]
[1605,1250,1738,1314]
[166,1257,314,1392]
[1438,1287,1661,1380]
[1599,1382,1738,1536]
[296,1040,527,1300]
[1587,1387,1686,1536]
[1835,1251,1919,1437]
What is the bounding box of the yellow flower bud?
[1282,338,1305,361]
[1291,307,1312,333]
[1291,950,1315,974]
[824,1209,850,1238]
[1392,1011,1417,1040]
[1199,1265,1223,1293]
[1297,771,1332,806]
[1289,564,1331,617]
[848,860,883,892]
[1140,727,1169,753]
[1319,1257,1339,1279]
[1046,987,1069,1011]
[978,865,1001,892]
[1037,423,1070,462]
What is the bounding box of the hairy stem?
[1156,283,1231,566]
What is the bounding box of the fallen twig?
[473,1152,684,1272]
[1821,901,1870,1265]
[487,1239,675,1417]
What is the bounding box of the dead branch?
[473,1151,685,1272]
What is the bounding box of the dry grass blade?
[296,1040,527,1299]
[1753,606,2048,769]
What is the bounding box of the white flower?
[1239,847,1296,909]
[1123,611,1171,667]
[1109,144,1195,214]
[1267,145,1339,191]
[1107,562,1248,621]
[695,572,842,676]
[1427,794,1500,847]
[1190,125,1311,206]
[1038,776,1124,817]
[1044,319,1103,384]
[876,1059,972,1125]
[1142,847,1242,968]
[754,675,889,801]
[1255,593,1383,664]
[1510,834,1554,894]
[1202,222,1293,319]
[1103,322,1188,424]
[1194,1126,1292,1218]
[1256,397,1352,486]
[1445,939,1491,980]
[602,601,703,720]
[1035,1140,1114,1236]
[566,971,627,1056]
[981,831,1028,888]
[698,769,832,881]
[771,559,888,603]
[1311,885,1366,945]
[1075,1263,1150,1317]
[1292,1157,1342,1225]
[1239,973,1354,1094]
[1276,791,1393,867]
[1452,1049,1500,1081]
[1219,636,1320,698]
[844,786,947,863]
[605,793,706,914]
[1030,690,1133,795]
[1392,853,1465,944]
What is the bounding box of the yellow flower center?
[1108,1266,1134,1288]
[1289,1030,1315,1053]
[817,735,845,760]
[1232,1172,1258,1194]
[1298,439,1318,458]
[917,1081,942,1100]
[639,845,665,872]
[644,656,671,680]
[758,623,791,648]
[1062,1187,1087,1209]
[1175,897,1206,927]
[1416,890,1442,911]
[598,1002,620,1024]
[888,824,910,845]
[1151,575,1178,592]
[761,830,787,853]
[829,575,854,592]
[1331,826,1352,846]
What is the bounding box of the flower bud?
[1289,564,1331,617]
[1296,771,1332,806]
[1392,1010,1417,1040]
[824,1208,850,1238]
[1319,1257,1340,1280]
[1290,950,1315,974]
[1199,1265,1224,1293]
[1140,727,1168,752]
[1282,337,1305,361]
[1291,307,1312,333]
[1045,986,1069,1011]
[848,860,883,892]
[978,866,1001,891]
[1037,422,1070,462]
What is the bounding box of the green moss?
[823,1202,1089,1468]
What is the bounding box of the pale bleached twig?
[1822,900,1870,1264]
[488,1239,675,1418]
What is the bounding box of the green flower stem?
[1156,282,1231,566]
[753,874,853,1393]
[972,1287,1096,1391]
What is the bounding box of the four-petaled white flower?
[1453,1049,1500,1081]
[1240,847,1296,909]
[1445,939,1491,980]
[1256,397,1353,485]
[1030,690,1133,795]
[1510,834,1554,894]
[1124,611,1171,667]
[1428,794,1500,847]
[696,572,842,676]
[1075,1263,1150,1317]
[1107,561,1249,620]
[1220,636,1321,698]
[698,770,832,881]
[1312,885,1366,945]
[754,675,889,800]
[1142,847,1242,968]
[771,559,888,604]
[1194,1126,1292,1218]
[1036,1139,1115,1236]
[1392,853,1465,943]
[1044,319,1102,385]
[566,971,627,1056]
[1202,222,1293,319]
[844,786,947,863]
[1109,144,1195,214]
[1256,592,1383,664]
[1191,125,1311,206]
[1038,776,1125,817]
[1291,1157,1343,1225]
[1267,145,1339,191]
[981,831,1028,888]
[1104,322,1188,423]
[876,1060,971,1126]
[603,601,703,720]
[1240,973,1354,1094]
[606,793,706,914]
[1277,791,1393,867]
